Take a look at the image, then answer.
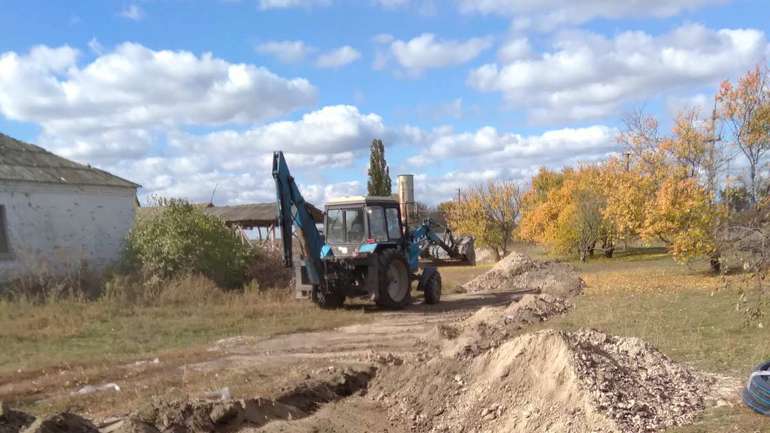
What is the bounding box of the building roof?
[136,202,324,228]
[0,132,139,189]
[204,202,324,227]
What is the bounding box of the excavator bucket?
[423,229,476,266]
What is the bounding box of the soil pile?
[440,294,572,358]
[462,251,584,297]
[373,329,707,433]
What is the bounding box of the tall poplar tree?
[367,139,392,196]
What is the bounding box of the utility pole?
[623,151,632,171]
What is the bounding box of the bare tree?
[718,65,770,205]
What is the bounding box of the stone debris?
[568,329,708,432]
[71,383,121,396]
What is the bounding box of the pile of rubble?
[462,251,584,298]
[373,329,710,433]
[439,293,573,358]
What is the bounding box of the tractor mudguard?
[417,266,438,291]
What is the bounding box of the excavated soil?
[438,293,573,359]
[372,329,709,433]
[462,251,585,297]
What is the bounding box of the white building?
[0,133,139,283]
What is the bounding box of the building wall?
[0,181,136,283]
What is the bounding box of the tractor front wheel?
[312,285,345,309]
[423,272,442,305]
[375,250,411,309]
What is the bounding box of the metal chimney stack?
[397,174,415,225]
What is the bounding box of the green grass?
[0,289,369,375]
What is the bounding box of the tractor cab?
[322,196,404,258]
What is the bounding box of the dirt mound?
[373,329,708,433]
[440,294,572,358]
[462,251,584,298]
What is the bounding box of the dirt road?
[0,291,515,429]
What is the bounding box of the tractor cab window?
[345,208,365,243]
[367,206,388,242]
[326,209,345,243]
[385,207,402,240]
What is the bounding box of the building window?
[0,205,10,257]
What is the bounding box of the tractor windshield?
[326,207,365,244]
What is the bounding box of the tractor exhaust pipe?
[398,174,415,226]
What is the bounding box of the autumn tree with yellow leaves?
[444,181,521,261]
[519,166,614,261]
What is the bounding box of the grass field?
[0,287,370,375]
[1,248,769,430]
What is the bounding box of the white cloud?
[180,105,385,156]
[665,93,712,117]
[457,0,728,30]
[315,46,361,68]
[372,33,395,44]
[255,40,314,63]
[0,42,317,161]
[400,124,619,203]
[119,4,145,21]
[387,33,493,75]
[497,37,530,62]
[87,38,104,55]
[468,24,768,122]
[103,105,382,205]
[258,0,331,9]
[407,124,617,168]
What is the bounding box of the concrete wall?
[0,181,136,283]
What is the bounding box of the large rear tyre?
[375,250,411,309]
[423,272,442,305]
[312,285,345,309]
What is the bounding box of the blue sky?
[0,0,768,205]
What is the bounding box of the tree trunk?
[709,252,721,274]
[750,162,758,205]
[603,239,614,258]
[579,249,588,262]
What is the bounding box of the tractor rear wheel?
[312,285,345,309]
[375,249,411,309]
[423,272,442,305]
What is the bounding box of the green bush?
[125,199,254,288]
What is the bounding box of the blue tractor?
[273,151,472,309]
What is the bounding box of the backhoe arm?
[272,151,323,285]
